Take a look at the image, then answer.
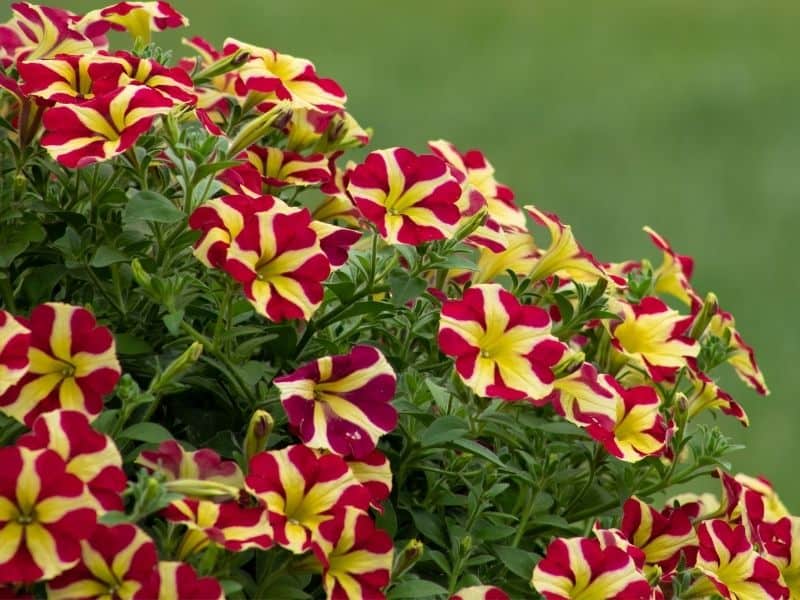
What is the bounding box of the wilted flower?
[274,345,397,458]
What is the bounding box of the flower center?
[61,363,76,377]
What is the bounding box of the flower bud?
[228,103,291,157]
[165,479,240,502]
[130,258,152,290]
[194,49,250,82]
[392,539,424,578]
[244,409,274,461]
[149,342,203,393]
[689,292,719,339]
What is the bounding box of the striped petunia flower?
[346,450,392,511]
[312,507,393,600]
[0,3,104,66]
[78,1,188,43]
[47,524,160,599]
[619,496,698,577]
[428,139,525,231]
[687,519,789,600]
[40,84,174,168]
[0,303,121,426]
[450,586,510,600]
[643,226,702,308]
[707,309,769,396]
[0,446,98,583]
[0,310,30,395]
[438,284,568,401]
[274,345,398,459]
[162,498,273,558]
[224,38,346,113]
[611,296,699,381]
[224,208,331,321]
[284,108,370,152]
[18,53,117,103]
[347,147,464,245]
[472,230,538,284]
[136,439,244,487]
[245,444,371,554]
[759,517,800,598]
[244,145,331,188]
[532,536,651,599]
[157,562,223,600]
[17,410,126,511]
[685,371,748,426]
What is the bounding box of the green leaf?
[335,301,393,320]
[162,311,184,335]
[119,422,174,443]
[388,579,448,599]
[421,416,469,447]
[123,191,184,224]
[408,509,447,548]
[389,269,427,306]
[0,221,46,267]
[91,245,128,267]
[450,438,507,468]
[115,333,154,356]
[492,544,539,580]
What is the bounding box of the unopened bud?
[130,258,152,290]
[228,103,291,157]
[194,49,250,82]
[165,479,240,502]
[392,539,424,578]
[244,409,274,460]
[689,292,719,339]
[149,342,203,393]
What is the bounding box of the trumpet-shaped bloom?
[759,517,800,598]
[611,296,699,380]
[224,208,331,321]
[41,84,174,168]
[451,586,510,600]
[685,372,748,426]
[244,145,331,188]
[157,562,223,600]
[284,108,370,152]
[0,303,121,426]
[472,230,539,284]
[0,446,97,583]
[707,310,769,396]
[78,1,188,42]
[428,139,525,231]
[136,440,244,487]
[18,53,114,103]
[313,508,393,600]
[620,496,698,576]
[347,147,463,245]
[550,363,620,432]
[180,36,237,114]
[438,284,568,401]
[162,498,273,557]
[0,311,30,395]
[525,206,612,284]
[224,38,346,113]
[245,445,371,554]
[0,3,102,65]
[688,519,788,600]
[643,226,701,308]
[18,410,126,510]
[47,524,160,600]
[274,345,397,459]
[532,536,651,599]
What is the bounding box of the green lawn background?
[49,0,800,505]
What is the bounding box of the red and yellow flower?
[313,507,393,600]
[17,410,126,511]
[0,302,121,426]
[245,444,371,554]
[0,311,30,395]
[162,498,273,558]
[759,517,800,598]
[685,371,748,426]
[244,145,331,188]
[224,38,347,113]
[451,586,510,600]
[532,536,651,599]
[284,108,370,153]
[40,84,174,168]
[136,439,243,487]
[346,450,392,511]
[472,230,538,284]
[438,284,568,401]
[707,309,769,396]
[643,226,701,308]
[224,208,331,321]
[688,519,789,600]
[78,1,188,43]
[347,147,464,245]
[157,561,223,600]
[47,524,160,599]
[274,345,397,459]
[0,446,97,583]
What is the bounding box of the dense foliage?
[0,2,794,599]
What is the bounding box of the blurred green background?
[50,0,800,505]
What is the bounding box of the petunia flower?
[438,283,568,401]
[40,84,174,168]
[243,145,331,188]
[162,498,273,558]
[157,562,223,600]
[707,309,769,396]
[643,226,701,308]
[47,523,160,599]
[283,108,370,153]
[0,446,97,583]
[136,439,244,487]
[224,208,331,321]
[687,519,789,600]
[245,444,371,554]
[0,310,30,395]
[312,507,393,600]
[0,302,121,426]
[684,371,748,426]
[224,38,347,113]
[450,586,510,600]
[759,517,800,598]
[346,450,392,511]
[17,410,126,510]
[472,229,538,284]
[347,147,464,245]
[274,345,398,459]
[532,536,651,599]
[78,1,188,43]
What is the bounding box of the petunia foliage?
[0,2,791,598]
